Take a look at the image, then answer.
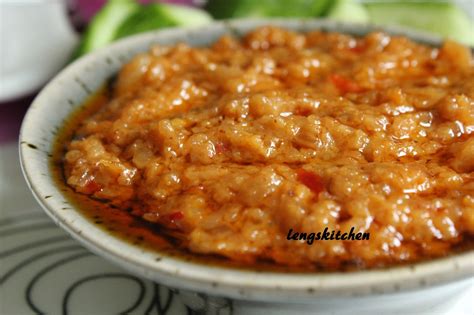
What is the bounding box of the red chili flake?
[168,211,184,221]
[295,107,312,116]
[348,43,366,54]
[215,141,229,154]
[296,169,325,196]
[330,74,363,94]
[83,179,100,194]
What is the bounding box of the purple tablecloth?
[0,94,35,144]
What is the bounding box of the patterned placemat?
[0,143,192,315]
[1,142,472,315]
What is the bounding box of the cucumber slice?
[115,3,212,39]
[327,0,370,24]
[365,2,474,45]
[73,0,139,58]
[205,0,334,19]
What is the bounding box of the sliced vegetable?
[205,0,333,19]
[115,3,212,39]
[365,1,474,45]
[73,0,139,58]
[327,0,369,24]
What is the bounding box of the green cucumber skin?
[74,1,212,59]
[328,0,370,24]
[115,4,212,39]
[159,4,213,26]
[76,0,139,57]
[206,0,333,19]
[365,2,474,45]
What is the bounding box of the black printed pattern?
[0,210,186,314]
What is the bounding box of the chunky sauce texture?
[59,27,474,271]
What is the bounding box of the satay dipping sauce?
[54,27,474,271]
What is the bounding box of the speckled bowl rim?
[20,18,474,302]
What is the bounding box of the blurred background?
[0,0,472,143]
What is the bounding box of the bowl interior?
[19,18,474,302]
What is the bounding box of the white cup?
[0,0,78,102]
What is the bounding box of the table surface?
[0,141,195,315]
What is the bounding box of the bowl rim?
[19,18,474,302]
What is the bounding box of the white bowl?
[19,19,474,314]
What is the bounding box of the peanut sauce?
[55,27,474,271]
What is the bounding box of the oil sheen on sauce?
[51,85,473,273]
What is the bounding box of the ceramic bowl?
[19,19,474,314]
